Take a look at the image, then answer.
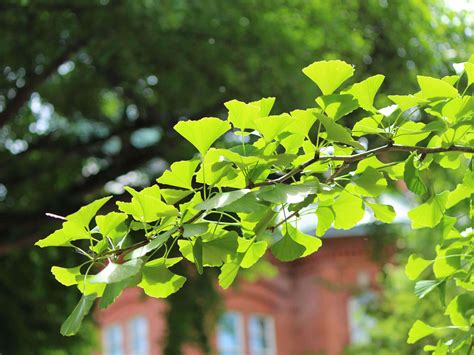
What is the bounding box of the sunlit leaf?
[174,117,231,156]
[302,60,354,95]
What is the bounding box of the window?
[217,311,244,355]
[347,291,377,344]
[248,315,276,355]
[127,316,149,355]
[103,324,124,355]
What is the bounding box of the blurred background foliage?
[0,0,472,353]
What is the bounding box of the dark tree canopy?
[0,0,472,353]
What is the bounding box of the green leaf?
[218,253,245,289]
[408,191,449,229]
[193,237,203,274]
[315,206,334,236]
[95,212,128,241]
[182,223,209,238]
[288,109,318,137]
[316,113,364,149]
[138,258,186,298]
[405,254,433,280]
[254,113,293,141]
[271,224,321,262]
[407,320,435,344]
[447,170,474,208]
[445,294,474,327]
[36,197,112,248]
[352,114,385,137]
[117,185,179,223]
[367,202,395,223]
[60,293,97,336]
[414,280,443,299]
[125,227,176,260]
[157,160,200,190]
[195,189,250,210]
[224,98,274,130]
[332,190,365,230]
[99,275,140,309]
[258,183,318,204]
[90,258,143,284]
[463,62,474,88]
[271,232,305,262]
[404,155,428,195]
[67,196,112,227]
[51,265,82,286]
[433,245,461,278]
[393,121,430,145]
[240,241,267,268]
[174,117,231,156]
[417,76,459,99]
[302,60,354,95]
[352,167,387,197]
[388,94,428,111]
[315,94,358,120]
[160,189,192,205]
[343,74,385,112]
[179,231,239,267]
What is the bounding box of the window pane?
[248,315,276,355]
[128,316,149,355]
[217,312,243,355]
[348,292,377,344]
[103,324,123,355]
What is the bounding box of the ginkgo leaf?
[393,121,430,145]
[407,320,435,344]
[51,265,82,286]
[417,76,459,99]
[89,259,143,284]
[388,94,428,111]
[405,254,433,280]
[117,185,179,223]
[352,115,384,137]
[352,167,387,197]
[367,202,395,223]
[254,113,293,141]
[343,74,385,112]
[332,190,365,229]
[463,62,474,88]
[157,160,200,190]
[95,212,128,241]
[404,155,428,195]
[218,254,245,289]
[316,113,364,149]
[195,189,250,210]
[302,60,354,95]
[60,293,97,336]
[316,206,334,236]
[408,191,449,229]
[258,183,318,204]
[315,94,358,120]
[271,224,321,261]
[174,117,231,156]
[138,258,186,298]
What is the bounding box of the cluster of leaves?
[37,58,474,351]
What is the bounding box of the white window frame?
[102,323,124,355]
[247,313,277,355]
[127,315,149,355]
[216,311,245,355]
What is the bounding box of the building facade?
[97,235,380,355]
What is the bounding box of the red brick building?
[96,234,379,355]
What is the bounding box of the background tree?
[0,0,472,353]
